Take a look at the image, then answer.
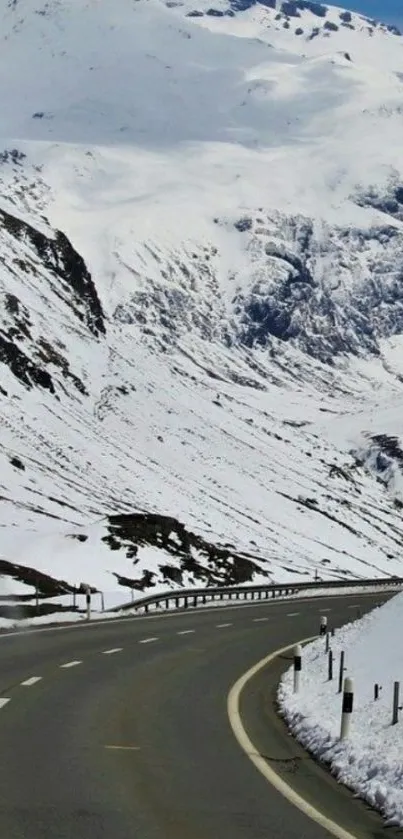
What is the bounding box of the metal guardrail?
[112,576,403,615]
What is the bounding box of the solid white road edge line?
[21,677,42,686]
[60,660,82,669]
[227,636,358,839]
[0,699,10,708]
[102,648,123,655]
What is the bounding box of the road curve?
[0,592,394,838]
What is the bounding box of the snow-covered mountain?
[1,0,403,609]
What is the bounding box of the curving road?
[0,592,395,839]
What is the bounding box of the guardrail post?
[325,632,330,653]
[293,645,302,694]
[340,677,354,740]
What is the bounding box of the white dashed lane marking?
[253,617,268,623]
[216,623,232,628]
[21,677,42,686]
[320,608,332,613]
[287,612,300,617]
[102,648,123,655]
[0,699,10,709]
[60,660,82,669]
[177,630,195,636]
[139,638,158,644]
[105,745,141,751]
[347,605,360,609]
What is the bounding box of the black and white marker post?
[320,615,327,637]
[293,644,302,694]
[340,677,354,740]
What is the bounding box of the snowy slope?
[0,0,403,605]
[279,591,403,826]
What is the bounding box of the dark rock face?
[324,20,338,31]
[0,208,105,393]
[0,149,26,165]
[280,0,327,17]
[115,209,403,365]
[0,333,55,392]
[0,208,105,338]
[229,0,275,12]
[234,216,253,232]
[103,512,264,589]
[231,214,403,362]
[372,435,403,471]
[355,185,403,221]
[386,23,401,36]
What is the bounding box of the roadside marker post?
[338,651,345,694]
[293,645,302,694]
[85,585,91,621]
[374,683,382,701]
[392,681,401,725]
[328,649,333,681]
[340,677,354,740]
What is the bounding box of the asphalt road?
[0,592,395,839]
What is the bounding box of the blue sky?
[345,1,402,27]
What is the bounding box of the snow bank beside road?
[278,593,403,827]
